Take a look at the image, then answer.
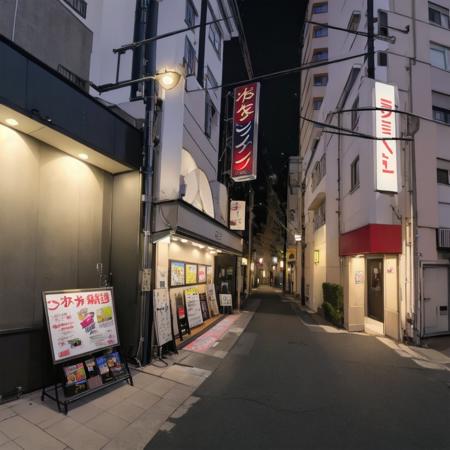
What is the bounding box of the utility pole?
[367,0,375,79]
[139,0,158,365]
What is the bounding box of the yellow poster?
[185,263,197,284]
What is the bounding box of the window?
[184,38,196,76]
[313,74,328,86]
[313,97,323,110]
[205,92,217,137]
[433,106,450,123]
[206,67,218,90]
[63,0,87,18]
[185,0,197,28]
[348,11,361,32]
[430,42,449,70]
[351,96,359,130]
[311,154,326,191]
[312,48,328,62]
[378,52,388,66]
[209,22,222,55]
[313,202,326,230]
[437,168,449,184]
[351,156,360,191]
[378,11,389,36]
[429,2,450,28]
[57,65,86,90]
[312,2,328,14]
[313,25,328,37]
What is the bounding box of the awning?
[152,200,243,255]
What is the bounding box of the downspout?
[410,0,420,343]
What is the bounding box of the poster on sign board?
[206,266,213,284]
[185,264,198,285]
[184,288,204,328]
[231,82,260,182]
[198,265,207,283]
[42,288,119,364]
[153,289,173,346]
[219,294,233,307]
[206,284,219,315]
[170,261,185,287]
[374,81,398,193]
[230,200,246,230]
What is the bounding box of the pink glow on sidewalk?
[184,315,239,353]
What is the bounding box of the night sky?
[223,0,306,226]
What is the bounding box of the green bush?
[322,283,344,327]
[322,283,343,311]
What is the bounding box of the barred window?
[63,0,87,18]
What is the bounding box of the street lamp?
[155,70,181,90]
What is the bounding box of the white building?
[299,0,450,341]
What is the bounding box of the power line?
[185,51,372,93]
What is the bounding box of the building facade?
[299,0,450,341]
[0,0,243,398]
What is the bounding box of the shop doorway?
[367,258,384,322]
[423,265,449,336]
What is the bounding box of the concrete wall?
[0,124,113,331]
[0,0,93,81]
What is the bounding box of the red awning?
[339,224,402,256]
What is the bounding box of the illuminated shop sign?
[374,82,398,193]
[231,82,260,182]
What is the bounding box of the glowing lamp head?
[155,70,181,90]
[78,153,89,160]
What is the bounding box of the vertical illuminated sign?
[231,82,260,181]
[374,82,398,193]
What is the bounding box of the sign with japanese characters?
[219,293,233,307]
[231,82,260,181]
[153,289,173,346]
[184,288,204,328]
[229,200,246,230]
[185,263,198,285]
[374,82,398,192]
[206,284,219,315]
[170,261,185,287]
[198,265,207,283]
[42,288,119,364]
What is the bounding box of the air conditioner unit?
[437,228,450,248]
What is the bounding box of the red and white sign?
[374,82,398,193]
[229,200,246,230]
[42,288,119,364]
[231,82,260,181]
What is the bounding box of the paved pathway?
[146,287,450,450]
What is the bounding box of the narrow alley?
[146,287,450,450]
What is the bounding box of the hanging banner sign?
[231,82,260,182]
[229,200,246,230]
[153,289,173,346]
[42,288,119,364]
[374,82,398,193]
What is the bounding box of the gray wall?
[0,0,92,81]
[0,125,113,331]
[110,172,142,356]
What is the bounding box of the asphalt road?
[146,287,450,450]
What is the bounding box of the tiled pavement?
[0,309,255,450]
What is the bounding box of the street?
[146,287,450,450]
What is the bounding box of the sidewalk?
[0,309,256,450]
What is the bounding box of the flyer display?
[186,264,198,285]
[153,289,174,346]
[184,288,204,328]
[219,294,233,307]
[198,265,207,283]
[206,266,213,284]
[43,288,119,364]
[206,284,219,316]
[170,261,185,287]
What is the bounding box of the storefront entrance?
[367,258,384,322]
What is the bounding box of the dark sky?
[223,0,306,225]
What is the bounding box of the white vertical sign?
[229,200,246,230]
[374,82,398,193]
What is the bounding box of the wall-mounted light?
[272,256,278,264]
[5,118,18,127]
[78,153,89,160]
[258,257,263,264]
[295,233,302,242]
[181,239,188,243]
[314,250,320,264]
